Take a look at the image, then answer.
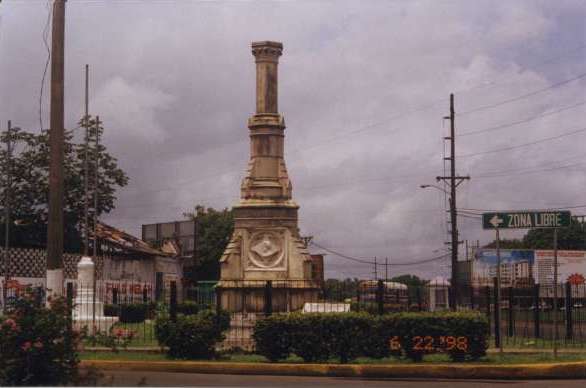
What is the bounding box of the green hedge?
[253,311,488,363]
[155,310,230,359]
[176,301,206,316]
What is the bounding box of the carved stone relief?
[246,230,286,270]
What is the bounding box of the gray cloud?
[1,0,585,280]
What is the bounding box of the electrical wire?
[310,241,450,266]
[474,161,586,179]
[459,100,586,137]
[458,71,586,117]
[458,126,586,158]
[459,204,586,213]
[39,0,53,131]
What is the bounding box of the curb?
[80,360,586,380]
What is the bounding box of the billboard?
[533,250,586,285]
[473,249,586,287]
[472,249,534,287]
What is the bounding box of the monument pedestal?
[217,41,320,350]
[72,256,117,333]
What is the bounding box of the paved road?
[92,371,586,387]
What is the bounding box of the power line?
[39,0,53,131]
[310,241,373,264]
[472,151,586,177]
[458,126,586,158]
[459,204,586,213]
[475,161,586,179]
[459,100,586,137]
[458,71,586,117]
[310,241,450,266]
[454,42,586,96]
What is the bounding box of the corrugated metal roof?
[95,222,175,257]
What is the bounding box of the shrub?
[118,303,148,323]
[324,313,372,363]
[103,304,118,317]
[254,313,373,363]
[287,313,331,363]
[389,311,489,362]
[176,301,200,316]
[253,314,292,362]
[0,296,80,386]
[252,311,489,363]
[155,309,230,359]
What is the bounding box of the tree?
[322,278,360,301]
[0,117,128,252]
[183,206,234,281]
[482,220,586,251]
[390,274,425,300]
[482,238,526,249]
[522,220,586,250]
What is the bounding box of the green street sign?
[482,211,571,230]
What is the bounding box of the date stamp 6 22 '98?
[389,335,469,352]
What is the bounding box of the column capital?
[252,41,283,63]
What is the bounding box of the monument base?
[217,281,320,350]
[72,278,118,334]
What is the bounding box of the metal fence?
[3,279,586,351]
[454,282,586,348]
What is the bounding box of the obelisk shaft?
[253,41,282,114]
[241,41,292,202]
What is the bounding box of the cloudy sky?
[1,0,585,279]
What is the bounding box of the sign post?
[495,227,502,354]
[553,228,558,358]
[482,210,570,358]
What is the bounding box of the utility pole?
[385,257,388,282]
[374,257,378,280]
[46,0,67,298]
[92,115,101,334]
[93,116,101,262]
[436,93,470,310]
[83,64,90,257]
[2,120,12,309]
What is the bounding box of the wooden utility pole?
[92,115,101,333]
[46,0,67,297]
[2,121,12,309]
[83,64,90,257]
[437,93,469,310]
[93,116,101,263]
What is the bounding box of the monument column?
[253,41,280,114]
[219,41,318,331]
[241,41,291,201]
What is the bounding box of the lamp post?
[420,183,460,310]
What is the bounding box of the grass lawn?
[492,335,586,349]
[115,320,158,347]
[79,351,586,364]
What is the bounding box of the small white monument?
[428,276,450,312]
[73,256,117,333]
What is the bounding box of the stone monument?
[72,256,117,332]
[218,41,319,346]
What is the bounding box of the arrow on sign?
[490,215,503,228]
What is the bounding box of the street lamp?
[420,184,449,195]
[420,183,459,310]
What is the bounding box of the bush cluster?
[176,301,204,316]
[103,302,156,323]
[0,296,80,386]
[154,309,230,359]
[253,311,488,363]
